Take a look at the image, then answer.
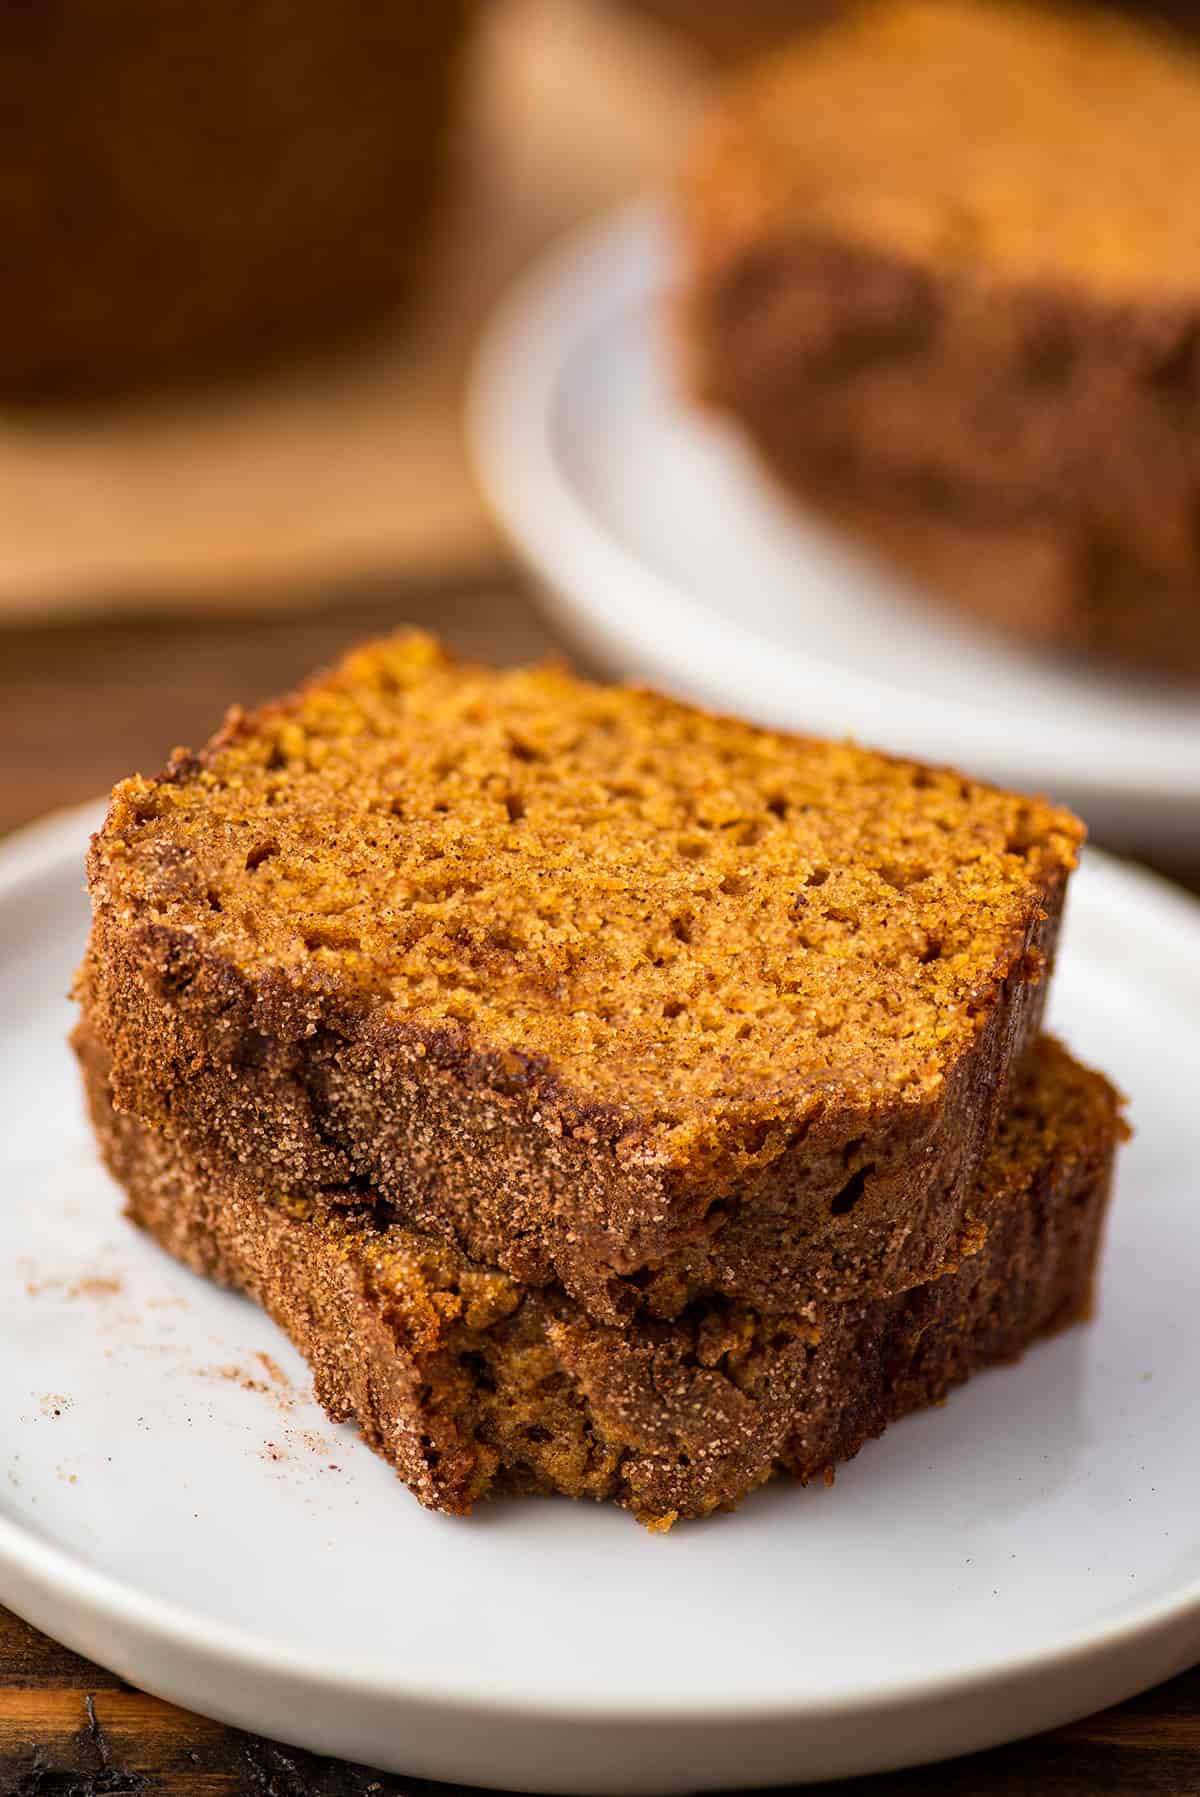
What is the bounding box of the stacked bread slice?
[74,633,1124,1526]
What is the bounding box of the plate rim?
[3,801,1200,1733]
[467,199,1200,809]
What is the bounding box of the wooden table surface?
[1,576,1198,1795]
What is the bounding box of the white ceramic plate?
[469,205,1200,855]
[3,804,1200,1794]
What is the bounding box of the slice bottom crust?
[77,1029,1122,1528]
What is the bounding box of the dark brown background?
[1,576,1199,1794]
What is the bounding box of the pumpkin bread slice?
[80,632,1081,1323]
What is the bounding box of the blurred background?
[0,0,690,833]
[0,0,1196,896]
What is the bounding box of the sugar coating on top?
[93,634,1081,1150]
[696,0,1198,294]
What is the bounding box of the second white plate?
[469,204,1200,853]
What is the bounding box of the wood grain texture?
[5,1601,1200,1795]
[1,583,1198,1793]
